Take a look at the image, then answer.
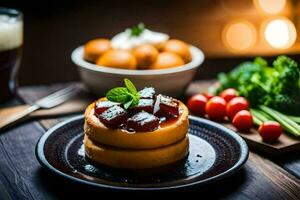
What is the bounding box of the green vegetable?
[250,108,270,122]
[259,105,300,136]
[270,56,300,114]
[130,23,145,37]
[215,56,300,115]
[124,78,137,94]
[106,87,131,103]
[250,109,263,126]
[252,115,263,126]
[251,107,300,135]
[106,79,140,109]
[287,115,300,124]
[123,99,134,109]
[216,57,273,106]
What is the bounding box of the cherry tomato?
[205,96,227,121]
[232,110,253,131]
[187,94,207,116]
[220,88,238,102]
[203,92,214,100]
[226,97,249,120]
[259,121,282,143]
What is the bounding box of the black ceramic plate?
[36,115,248,191]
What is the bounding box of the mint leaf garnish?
[124,78,137,94]
[105,79,140,109]
[130,23,145,37]
[124,99,133,109]
[106,87,130,103]
[128,92,140,107]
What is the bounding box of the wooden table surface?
[0,81,299,199]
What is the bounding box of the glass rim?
[0,7,22,19]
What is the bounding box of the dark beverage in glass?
[0,8,23,102]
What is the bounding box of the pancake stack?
[83,101,190,169]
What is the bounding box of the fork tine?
[41,89,78,108]
[35,86,75,103]
[37,85,75,103]
[35,85,78,108]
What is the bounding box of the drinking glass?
[0,7,23,102]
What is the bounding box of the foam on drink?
[0,14,23,51]
[0,13,23,101]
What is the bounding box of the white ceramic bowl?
[71,45,204,97]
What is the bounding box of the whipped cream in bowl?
[111,24,169,50]
[71,23,205,97]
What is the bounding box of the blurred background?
[2,0,300,85]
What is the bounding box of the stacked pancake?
[83,101,189,169]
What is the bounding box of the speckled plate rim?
[36,115,249,191]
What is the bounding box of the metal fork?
[0,85,79,130]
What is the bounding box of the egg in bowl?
[83,23,192,70]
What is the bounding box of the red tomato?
[203,92,214,100]
[232,110,253,131]
[205,96,227,121]
[220,88,238,102]
[187,94,207,116]
[226,97,249,120]
[259,121,282,143]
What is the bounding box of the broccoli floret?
[254,57,268,68]
[215,58,272,106]
[214,62,259,95]
[216,56,300,115]
[272,94,300,115]
[272,56,300,94]
[270,56,300,114]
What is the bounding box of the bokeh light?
[254,0,286,14]
[264,18,296,49]
[223,21,257,51]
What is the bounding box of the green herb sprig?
[130,23,145,37]
[106,79,140,109]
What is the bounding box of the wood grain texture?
[249,153,300,200]
[0,82,299,199]
[0,83,92,131]
[0,105,39,131]
[273,153,300,180]
[0,121,54,200]
[18,82,91,104]
[0,96,89,121]
[224,124,300,155]
[34,115,300,199]
[186,80,300,155]
[29,116,300,199]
